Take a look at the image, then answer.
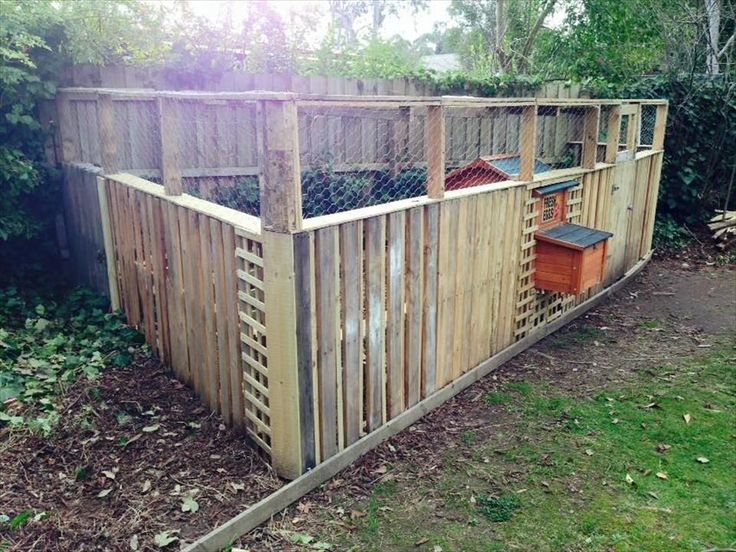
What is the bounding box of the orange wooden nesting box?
[532,182,613,295]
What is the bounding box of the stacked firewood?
[708,210,736,251]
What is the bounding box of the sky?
[183,0,453,42]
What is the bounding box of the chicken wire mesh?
[297,104,429,218]
[93,96,263,217]
[639,104,658,149]
[443,105,522,190]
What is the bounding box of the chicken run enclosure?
[58,88,668,479]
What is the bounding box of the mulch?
[0,357,283,551]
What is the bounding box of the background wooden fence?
[59,88,667,480]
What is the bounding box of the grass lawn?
[311,340,735,552]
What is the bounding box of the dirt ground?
[1,254,733,552]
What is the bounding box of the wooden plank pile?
[708,210,736,251]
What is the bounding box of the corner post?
[605,105,622,164]
[425,104,445,199]
[97,93,119,174]
[259,95,305,479]
[581,105,600,169]
[652,103,668,150]
[519,104,538,181]
[157,96,183,196]
[57,91,78,163]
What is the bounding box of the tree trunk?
[495,0,510,73]
[705,0,721,75]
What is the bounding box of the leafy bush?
[586,75,736,226]
[0,287,145,434]
[652,214,691,251]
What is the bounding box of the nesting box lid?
[536,223,613,250]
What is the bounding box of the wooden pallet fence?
[99,173,267,442]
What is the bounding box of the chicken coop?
[57,88,667,479]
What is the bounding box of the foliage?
[0,286,145,434]
[588,75,736,225]
[652,214,691,251]
[476,495,521,522]
[197,177,261,217]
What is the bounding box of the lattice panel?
[514,189,539,340]
[235,230,271,453]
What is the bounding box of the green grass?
[323,342,736,552]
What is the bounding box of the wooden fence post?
[260,96,305,479]
[605,105,622,164]
[57,91,78,163]
[519,104,538,181]
[425,105,445,199]
[97,93,119,173]
[582,106,600,169]
[158,96,183,196]
[259,98,303,233]
[96,176,120,310]
[652,103,668,150]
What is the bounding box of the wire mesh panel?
[639,104,657,149]
[297,104,429,218]
[536,105,591,170]
[443,106,522,190]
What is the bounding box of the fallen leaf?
[181,495,199,514]
[142,424,160,433]
[642,402,657,409]
[433,546,443,552]
[230,482,245,493]
[683,413,691,424]
[656,444,672,454]
[141,480,152,493]
[102,470,117,480]
[625,473,634,485]
[122,434,142,448]
[97,488,112,498]
[350,509,366,520]
[696,456,710,464]
[415,537,429,546]
[297,501,312,514]
[656,472,668,480]
[647,491,659,500]
[153,530,179,548]
[585,449,594,456]
[129,534,139,551]
[373,465,388,475]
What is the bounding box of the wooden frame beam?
[605,105,622,164]
[158,97,183,196]
[425,105,446,199]
[519,105,538,181]
[97,93,119,173]
[259,99,303,233]
[581,106,600,169]
[652,103,668,150]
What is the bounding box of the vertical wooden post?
[158,96,183,196]
[96,176,120,311]
[652,103,668,150]
[260,95,305,478]
[581,106,600,169]
[57,91,78,163]
[626,104,640,153]
[425,105,445,199]
[97,93,119,174]
[519,104,538,181]
[259,98,303,232]
[605,105,622,164]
